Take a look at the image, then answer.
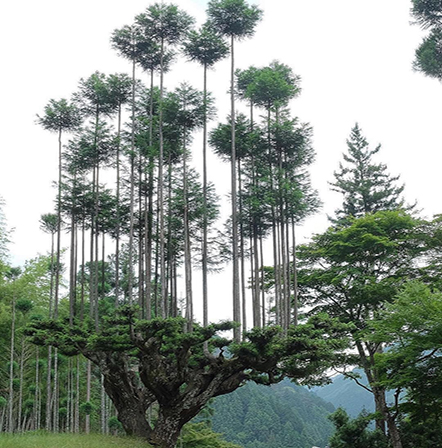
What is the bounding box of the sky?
[1,0,441,320]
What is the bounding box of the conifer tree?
[207,0,263,340]
[411,1,442,81]
[330,124,409,222]
[136,3,195,317]
[183,24,229,327]
[411,0,442,29]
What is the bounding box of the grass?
[0,432,151,448]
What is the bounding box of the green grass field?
[0,432,150,448]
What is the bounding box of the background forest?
[1,1,442,448]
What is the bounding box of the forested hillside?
[313,371,374,418]
[212,380,335,448]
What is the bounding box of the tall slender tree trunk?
[138,147,145,314]
[66,358,71,432]
[355,341,403,447]
[33,347,40,430]
[202,63,209,327]
[17,338,25,432]
[46,228,55,430]
[52,348,59,432]
[75,356,80,433]
[159,37,167,318]
[85,360,91,434]
[94,162,100,329]
[52,130,62,430]
[230,35,241,341]
[144,69,155,320]
[128,57,136,305]
[45,345,52,431]
[183,129,193,331]
[69,200,77,326]
[0,405,6,433]
[54,128,62,319]
[260,235,266,326]
[80,220,86,321]
[238,160,248,330]
[115,103,122,307]
[291,218,298,325]
[8,292,16,433]
[101,374,106,434]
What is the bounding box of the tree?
[183,24,229,327]
[370,281,442,447]
[107,73,132,306]
[330,124,409,222]
[6,267,21,433]
[297,211,426,448]
[413,28,442,80]
[411,0,442,29]
[164,83,206,327]
[27,309,350,448]
[37,99,82,432]
[135,3,195,318]
[37,99,82,318]
[411,1,442,82]
[207,0,263,340]
[328,408,388,448]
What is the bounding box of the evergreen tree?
[183,24,229,327]
[135,3,195,318]
[330,124,409,222]
[411,2,442,81]
[207,0,263,340]
[413,28,442,80]
[411,0,442,29]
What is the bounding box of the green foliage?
[298,210,423,324]
[27,306,350,398]
[36,98,82,133]
[39,213,58,235]
[330,124,408,222]
[136,3,195,45]
[73,72,119,117]
[16,298,33,314]
[79,401,95,415]
[181,422,241,447]
[411,0,442,89]
[411,0,442,29]
[183,25,229,67]
[328,408,388,448]
[237,61,301,110]
[414,28,442,80]
[368,281,442,445]
[207,0,263,39]
[109,416,124,433]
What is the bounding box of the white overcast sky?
[1,0,441,320]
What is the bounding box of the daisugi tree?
[11,1,348,448]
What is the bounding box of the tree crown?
[207,0,263,40]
